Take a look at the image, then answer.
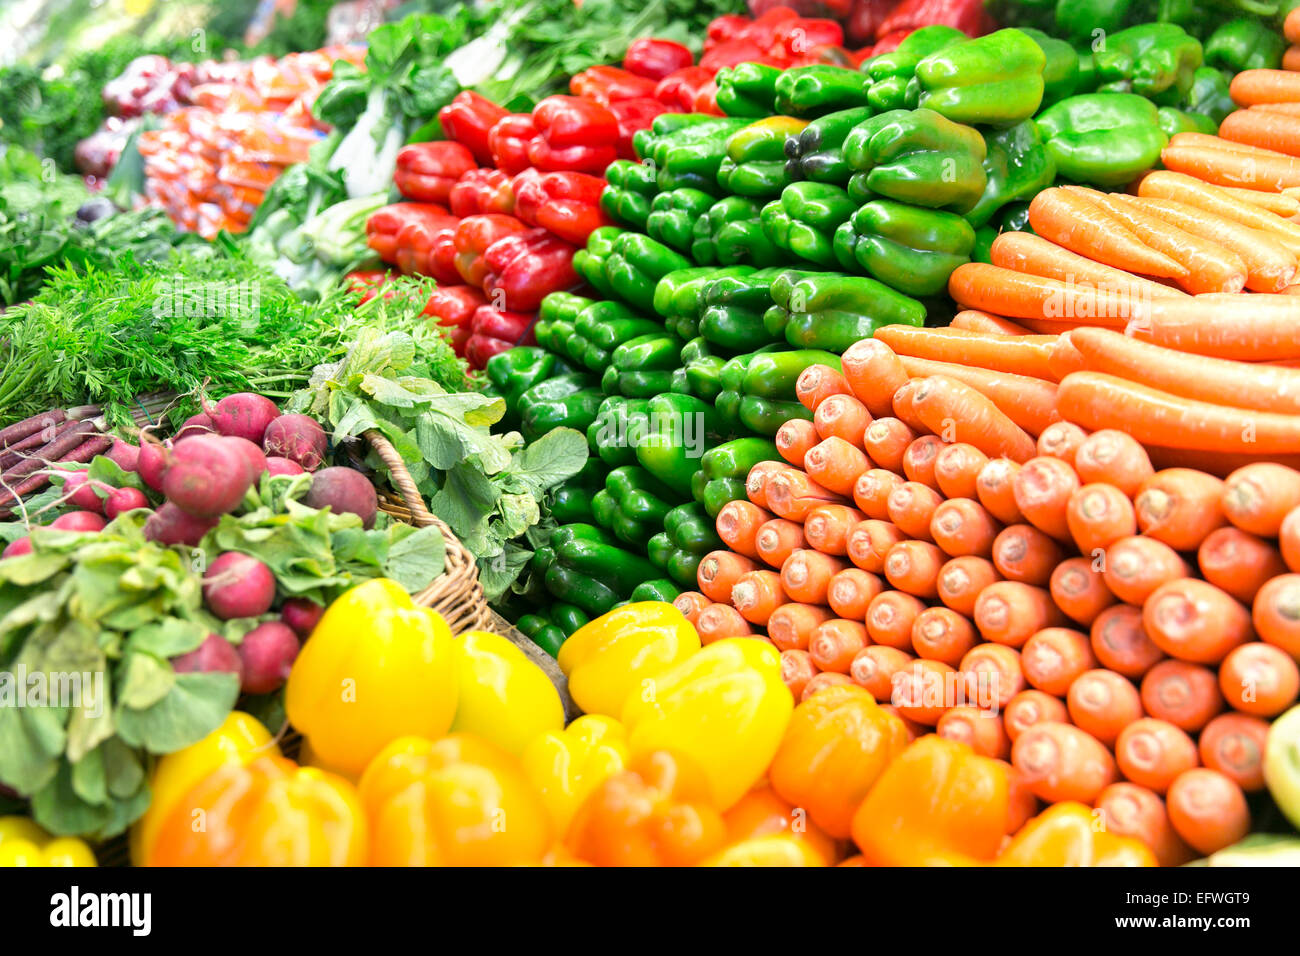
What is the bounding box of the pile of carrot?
[671,338,1300,864]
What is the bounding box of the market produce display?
[5,0,1300,871]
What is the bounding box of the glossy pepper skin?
[482,228,579,314]
[639,114,749,192]
[453,214,528,287]
[515,612,567,657]
[646,188,716,253]
[1158,106,1218,138]
[762,181,858,267]
[0,818,96,867]
[770,272,925,352]
[558,602,701,717]
[695,267,788,350]
[552,528,664,598]
[439,91,510,166]
[365,201,452,268]
[489,113,540,175]
[1094,24,1204,101]
[692,197,783,267]
[449,168,515,218]
[148,756,367,866]
[449,631,566,757]
[530,96,621,175]
[606,331,685,399]
[285,579,459,778]
[715,62,784,117]
[486,346,571,420]
[770,684,910,838]
[1052,0,1131,47]
[518,376,604,443]
[866,24,967,112]
[1206,17,1285,72]
[622,637,794,810]
[652,502,726,587]
[785,105,876,186]
[549,459,604,526]
[851,735,1010,865]
[964,119,1057,228]
[608,97,673,160]
[844,199,976,297]
[635,393,725,498]
[694,437,781,516]
[600,160,658,231]
[775,64,873,117]
[914,28,1047,127]
[359,734,552,866]
[589,396,652,467]
[466,304,532,369]
[625,38,694,81]
[1036,93,1169,187]
[718,116,810,198]
[572,225,622,299]
[844,108,988,215]
[1019,27,1081,108]
[656,66,717,112]
[424,284,486,358]
[511,169,610,246]
[569,300,660,371]
[565,749,727,866]
[570,65,659,105]
[878,0,997,40]
[1184,66,1235,127]
[393,141,476,204]
[521,715,629,835]
[997,802,1157,866]
[605,232,693,312]
[592,466,676,549]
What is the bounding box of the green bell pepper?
[788,106,876,186]
[693,197,783,267]
[846,199,976,297]
[486,346,573,423]
[606,331,685,398]
[630,578,682,603]
[603,232,693,313]
[717,116,809,198]
[520,384,605,443]
[1184,66,1235,128]
[598,465,679,547]
[588,396,652,467]
[742,349,843,399]
[601,160,658,230]
[632,112,725,159]
[965,119,1057,228]
[1019,28,1081,108]
[646,188,716,254]
[548,602,591,638]
[774,65,873,117]
[760,181,858,267]
[843,108,989,215]
[715,62,783,117]
[701,437,781,482]
[770,272,926,352]
[914,29,1047,127]
[1158,106,1219,137]
[1205,18,1286,73]
[553,534,662,595]
[651,502,726,587]
[867,25,967,112]
[1053,0,1132,47]
[652,116,750,192]
[544,562,621,617]
[572,226,623,299]
[1094,23,1203,101]
[534,292,595,355]
[1036,92,1169,187]
[549,459,604,525]
[515,613,567,656]
[635,392,725,497]
[696,268,789,351]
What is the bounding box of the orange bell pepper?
[722,787,840,864]
[850,735,1009,866]
[769,684,910,839]
[565,750,727,866]
[700,833,828,866]
[997,802,1158,866]
[359,734,552,866]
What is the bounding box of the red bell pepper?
[742,7,803,50]
[845,0,898,46]
[512,169,609,246]
[871,29,910,54]
[528,96,619,176]
[396,211,459,276]
[876,0,996,40]
[706,14,752,48]
[693,80,724,116]
[393,141,477,204]
[655,66,717,112]
[453,214,529,288]
[607,97,673,160]
[570,66,659,105]
[449,168,515,218]
[365,202,452,266]
[623,39,694,81]
[481,228,578,313]
[466,305,535,368]
[424,285,488,358]
[699,38,772,72]
[488,114,539,176]
[438,91,510,166]
[424,225,464,286]
[771,18,845,59]
[347,270,389,300]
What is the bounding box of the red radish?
[144,503,217,546]
[262,414,327,471]
[104,487,150,519]
[137,437,170,491]
[50,511,106,532]
[162,434,254,517]
[281,597,325,637]
[62,471,109,513]
[203,552,276,620]
[237,621,300,694]
[3,537,32,558]
[171,633,243,681]
[174,412,215,442]
[204,392,279,444]
[223,436,267,478]
[107,439,140,473]
[304,466,377,528]
[266,456,305,476]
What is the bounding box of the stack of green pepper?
[843,109,989,215]
[484,346,574,431]
[717,117,809,198]
[1093,23,1203,101]
[964,120,1057,228]
[913,28,1047,128]
[588,396,651,467]
[550,459,605,525]
[517,372,605,443]
[783,106,875,186]
[691,196,783,266]
[635,392,725,497]
[574,227,693,313]
[646,188,716,254]
[834,200,977,297]
[766,269,926,352]
[649,502,725,587]
[632,112,749,193]
[601,329,684,398]
[761,181,858,268]
[691,438,782,517]
[593,465,680,547]
[864,25,967,112]
[539,523,664,618]
[696,268,790,352]
[715,62,783,117]
[715,346,842,437]
[773,65,873,117]
[601,160,658,231]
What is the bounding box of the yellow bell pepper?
[621,636,793,810]
[146,756,367,866]
[450,630,565,756]
[557,602,700,717]
[0,818,96,867]
[520,715,628,836]
[769,684,909,839]
[700,834,828,867]
[286,578,459,776]
[997,802,1157,867]
[850,735,1009,866]
[359,733,552,866]
[130,710,279,865]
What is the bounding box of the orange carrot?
[696,603,755,643]
[1146,445,1300,477]
[883,540,945,599]
[1284,507,1300,572]
[991,523,1065,586]
[1255,573,1300,660]
[899,354,1061,437]
[765,469,845,522]
[1002,688,1066,741]
[1058,372,1300,458]
[840,338,910,418]
[901,435,946,489]
[950,309,1033,335]
[911,375,1038,463]
[1067,669,1143,746]
[1160,141,1300,192]
[1012,455,1081,542]
[803,437,870,497]
[846,518,904,574]
[781,648,818,700]
[745,460,793,510]
[866,590,927,650]
[1288,8,1300,43]
[930,498,1001,559]
[1218,180,1300,216]
[781,548,847,605]
[716,499,772,560]
[697,550,760,604]
[1013,721,1117,804]
[974,581,1065,648]
[1135,468,1227,552]
[976,457,1024,525]
[1198,526,1288,604]
[1128,291,1300,361]
[1145,578,1254,665]
[862,417,916,475]
[775,418,818,467]
[890,658,959,725]
[1027,187,1188,279]
[803,503,864,556]
[809,619,869,674]
[890,378,928,434]
[767,603,835,652]
[1021,627,1097,697]
[990,229,1187,302]
[1048,332,1087,382]
[911,606,978,667]
[754,518,807,569]
[875,323,1062,381]
[1050,557,1116,627]
[1218,106,1300,159]
[1115,718,1199,794]
[1073,429,1154,497]
[1103,535,1191,606]
[853,469,904,521]
[1231,67,1300,105]
[1091,604,1165,680]
[937,706,1010,759]
[1218,641,1300,717]
[1141,659,1224,732]
[961,643,1026,710]
[933,443,990,500]
[795,363,851,414]
[1222,462,1300,537]
[850,644,914,701]
[1199,713,1270,792]
[1066,483,1138,555]
[1167,131,1276,154]
[948,262,1141,329]
[827,567,883,620]
[801,671,854,702]
[1166,769,1251,856]
[1138,169,1300,255]
[731,568,787,625]
[814,393,872,447]
[673,591,711,626]
[937,555,1001,617]
[1095,782,1193,867]
[886,480,944,541]
[1035,421,1088,467]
